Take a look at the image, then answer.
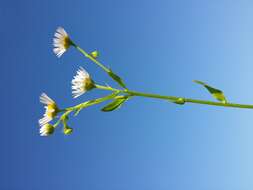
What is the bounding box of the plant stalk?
[96,84,253,109]
[74,45,110,73]
[72,44,253,110]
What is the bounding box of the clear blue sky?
[2,0,253,189]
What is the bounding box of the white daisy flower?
[53,27,72,57]
[72,67,95,98]
[39,93,58,126]
[40,123,54,136]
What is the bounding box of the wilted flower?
[53,27,72,57]
[72,67,95,98]
[40,123,54,136]
[39,93,58,126]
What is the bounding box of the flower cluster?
[38,27,95,136]
[39,26,240,137]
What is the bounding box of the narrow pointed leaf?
[74,92,119,116]
[108,69,127,88]
[193,80,227,103]
[101,96,129,112]
[74,107,83,116]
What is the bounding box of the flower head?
[53,27,72,57]
[72,67,95,98]
[40,123,54,136]
[39,93,58,126]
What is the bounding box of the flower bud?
[90,50,99,59]
[172,98,185,105]
[64,127,73,135]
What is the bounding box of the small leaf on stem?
[193,80,227,103]
[108,69,127,89]
[101,96,129,112]
[74,92,120,116]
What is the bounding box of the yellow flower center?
[46,103,58,118]
[83,78,95,91]
[64,37,71,49]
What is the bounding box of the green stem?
[61,91,119,113]
[95,84,121,92]
[69,44,253,110]
[54,92,120,127]
[95,85,253,109]
[74,45,110,73]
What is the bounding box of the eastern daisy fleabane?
[53,27,73,57]
[40,123,54,136]
[72,67,95,98]
[39,93,59,126]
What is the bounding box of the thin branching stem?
[71,44,253,110]
[74,45,110,73]
[94,85,253,109]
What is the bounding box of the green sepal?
[108,69,127,89]
[101,96,129,112]
[193,80,227,103]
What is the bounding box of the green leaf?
[108,69,127,89]
[101,96,129,112]
[74,92,120,116]
[193,80,227,103]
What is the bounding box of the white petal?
[40,93,54,105]
[56,27,68,36]
[39,116,52,126]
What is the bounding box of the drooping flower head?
[53,27,73,57]
[40,123,54,136]
[72,67,95,98]
[39,93,58,126]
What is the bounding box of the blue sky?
[2,0,253,189]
